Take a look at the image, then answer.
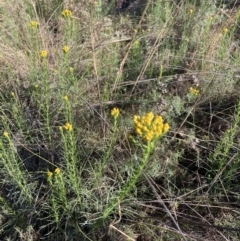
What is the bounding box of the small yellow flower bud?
[62,45,69,53]
[47,171,53,178]
[111,108,120,119]
[189,87,199,96]
[163,123,170,133]
[133,40,140,47]
[29,21,38,28]
[223,27,228,34]
[64,122,73,131]
[55,168,61,175]
[136,128,142,136]
[39,50,48,58]
[62,9,72,18]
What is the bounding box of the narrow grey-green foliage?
[0,132,33,203]
[210,99,240,187]
[1,0,240,240]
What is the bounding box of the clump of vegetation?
[1,0,240,240]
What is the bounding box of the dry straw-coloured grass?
[0,1,240,241]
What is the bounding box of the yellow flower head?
[163,123,170,133]
[62,45,69,53]
[133,40,140,47]
[47,171,53,178]
[53,69,58,75]
[55,168,61,175]
[64,122,73,131]
[189,9,193,15]
[133,112,169,142]
[29,21,38,28]
[189,87,199,96]
[111,108,120,119]
[3,131,9,138]
[62,9,72,18]
[223,27,228,34]
[63,95,68,101]
[39,50,48,58]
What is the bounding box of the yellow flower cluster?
[62,9,72,18]
[55,167,61,175]
[111,107,120,119]
[223,27,228,34]
[47,168,61,178]
[63,95,68,101]
[62,45,69,53]
[39,50,48,58]
[47,170,53,178]
[189,87,199,96]
[29,21,38,28]
[133,40,140,47]
[63,122,73,131]
[133,112,169,142]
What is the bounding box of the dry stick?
[171,106,195,142]
[111,0,151,96]
[144,174,188,241]
[109,224,136,241]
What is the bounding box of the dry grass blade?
[144,173,188,241]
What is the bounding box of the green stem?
[102,141,154,220]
